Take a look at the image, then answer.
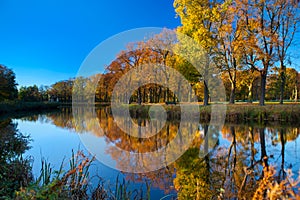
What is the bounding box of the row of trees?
[18,79,74,102]
[93,27,300,104]
[174,0,300,105]
[222,67,300,102]
[1,62,300,103]
[0,64,74,102]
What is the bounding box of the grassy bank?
[224,104,300,124]
[2,101,300,124]
[0,101,60,117]
[124,103,300,124]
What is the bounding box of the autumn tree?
[242,0,287,105]
[49,79,73,102]
[276,0,299,104]
[0,64,18,101]
[103,32,187,104]
[174,0,230,105]
[103,42,148,104]
[215,0,246,104]
[146,29,178,102]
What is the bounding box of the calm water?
[5,107,300,198]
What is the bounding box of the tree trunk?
[248,82,253,103]
[203,80,209,106]
[279,65,286,104]
[229,81,236,104]
[137,88,142,105]
[157,86,162,103]
[259,72,267,106]
[295,85,298,102]
[143,87,146,103]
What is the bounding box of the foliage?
[173,0,299,105]
[19,85,41,102]
[49,79,74,102]
[0,64,18,101]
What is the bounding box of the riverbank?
[224,104,300,124]
[126,103,300,124]
[0,101,60,118]
[2,101,300,124]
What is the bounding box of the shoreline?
[116,103,300,124]
[1,102,300,124]
[0,101,61,119]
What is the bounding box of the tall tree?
[216,0,245,104]
[242,0,283,105]
[147,29,178,102]
[174,0,229,105]
[276,0,299,104]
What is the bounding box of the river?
[2,106,300,199]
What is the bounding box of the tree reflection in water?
[40,107,300,198]
[0,119,32,198]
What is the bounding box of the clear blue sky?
[0,0,180,87]
[1,1,299,87]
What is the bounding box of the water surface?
[4,107,300,198]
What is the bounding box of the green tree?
[39,85,50,101]
[18,85,41,102]
[0,64,18,101]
